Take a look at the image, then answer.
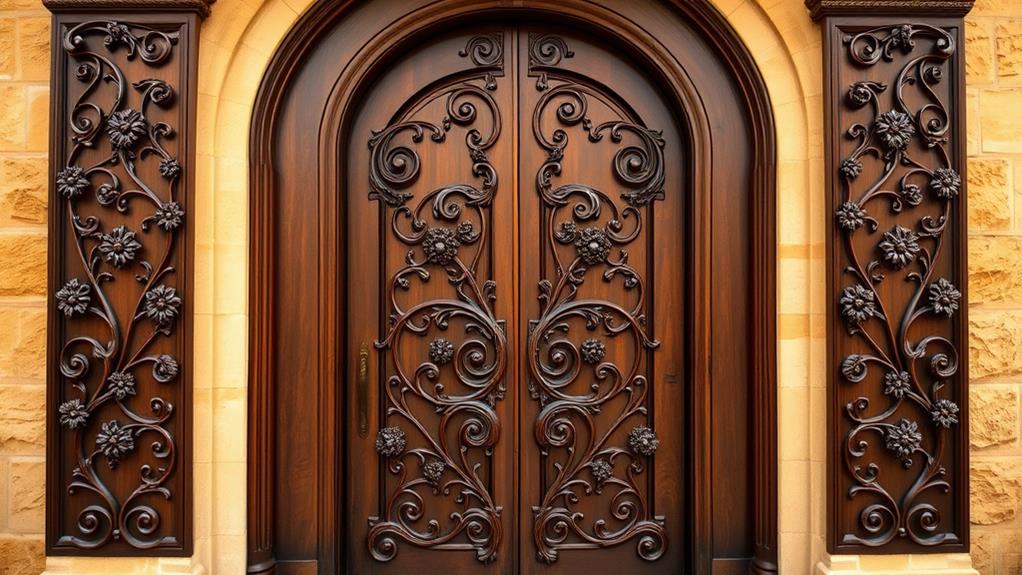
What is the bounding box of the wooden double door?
[345,26,686,574]
[252,2,777,574]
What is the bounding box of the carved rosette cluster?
[835,24,964,548]
[527,37,668,563]
[52,20,185,551]
[366,36,507,563]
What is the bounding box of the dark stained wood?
[43,0,214,19]
[248,1,777,573]
[813,0,973,555]
[45,8,198,556]
[806,0,975,21]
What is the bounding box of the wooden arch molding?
[247,1,778,573]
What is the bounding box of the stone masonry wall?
[1,0,1021,573]
[0,0,49,573]
[966,1,1022,573]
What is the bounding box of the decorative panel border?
[45,2,205,556]
[811,0,974,554]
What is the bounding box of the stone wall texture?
[0,0,1020,573]
[0,0,49,573]
[966,1,1022,573]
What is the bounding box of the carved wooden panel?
[45,4,200,556]
[814,1,973,554]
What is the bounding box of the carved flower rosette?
[52,20,185,551]
[836,24,963,548]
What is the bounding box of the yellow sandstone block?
[26,85,49,152]
[0,233,46,296]
[997,21,1022,82]
[0,307,46,380]
[0,0,48,10]
[980,89,1022,153]
[970,236,1022,305]
[8,458,44,533]
[971,460,1022,525]
[0,155,48,226]
[0,84,26,150]
[970,530,995,573]
[971,0,1022,16]
[0,385,45,454]
[0,19,16,78]
[16,17,49,82]
[0,535,44,575]
[966,19,995,85]
[970,385,1020,449]
[970,310,1022,380]
[968,158,1011,231]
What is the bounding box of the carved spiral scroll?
[835,23,963,549]
[367,41,507,563]
[527,36,669,563]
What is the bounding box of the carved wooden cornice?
[43,0,215,18]
[806,0,975,20]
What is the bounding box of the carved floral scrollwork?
[366,42,507,564]
[836,23,962,548]
[527,36,668,563]
[54,20,184,551]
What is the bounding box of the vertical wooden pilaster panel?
[808,0,974,555]
[43,0,209,556]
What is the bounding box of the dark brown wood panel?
[248,2,777,574]
[811,0,974,555]
[44,0,207,556]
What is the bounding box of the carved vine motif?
[527,37,668,563]
[837,24,962,547]
[367,44,507,563]
[54,20,183,550]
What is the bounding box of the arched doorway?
[247,2,777,573]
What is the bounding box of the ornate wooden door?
[344,25,686,574]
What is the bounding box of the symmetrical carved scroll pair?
[48,16,192,554]
[822,14,969,552]
[366,33,669,564]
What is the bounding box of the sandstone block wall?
[1,0,1021,573]
[0,0,49,573]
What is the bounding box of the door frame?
[246,1,778,573]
